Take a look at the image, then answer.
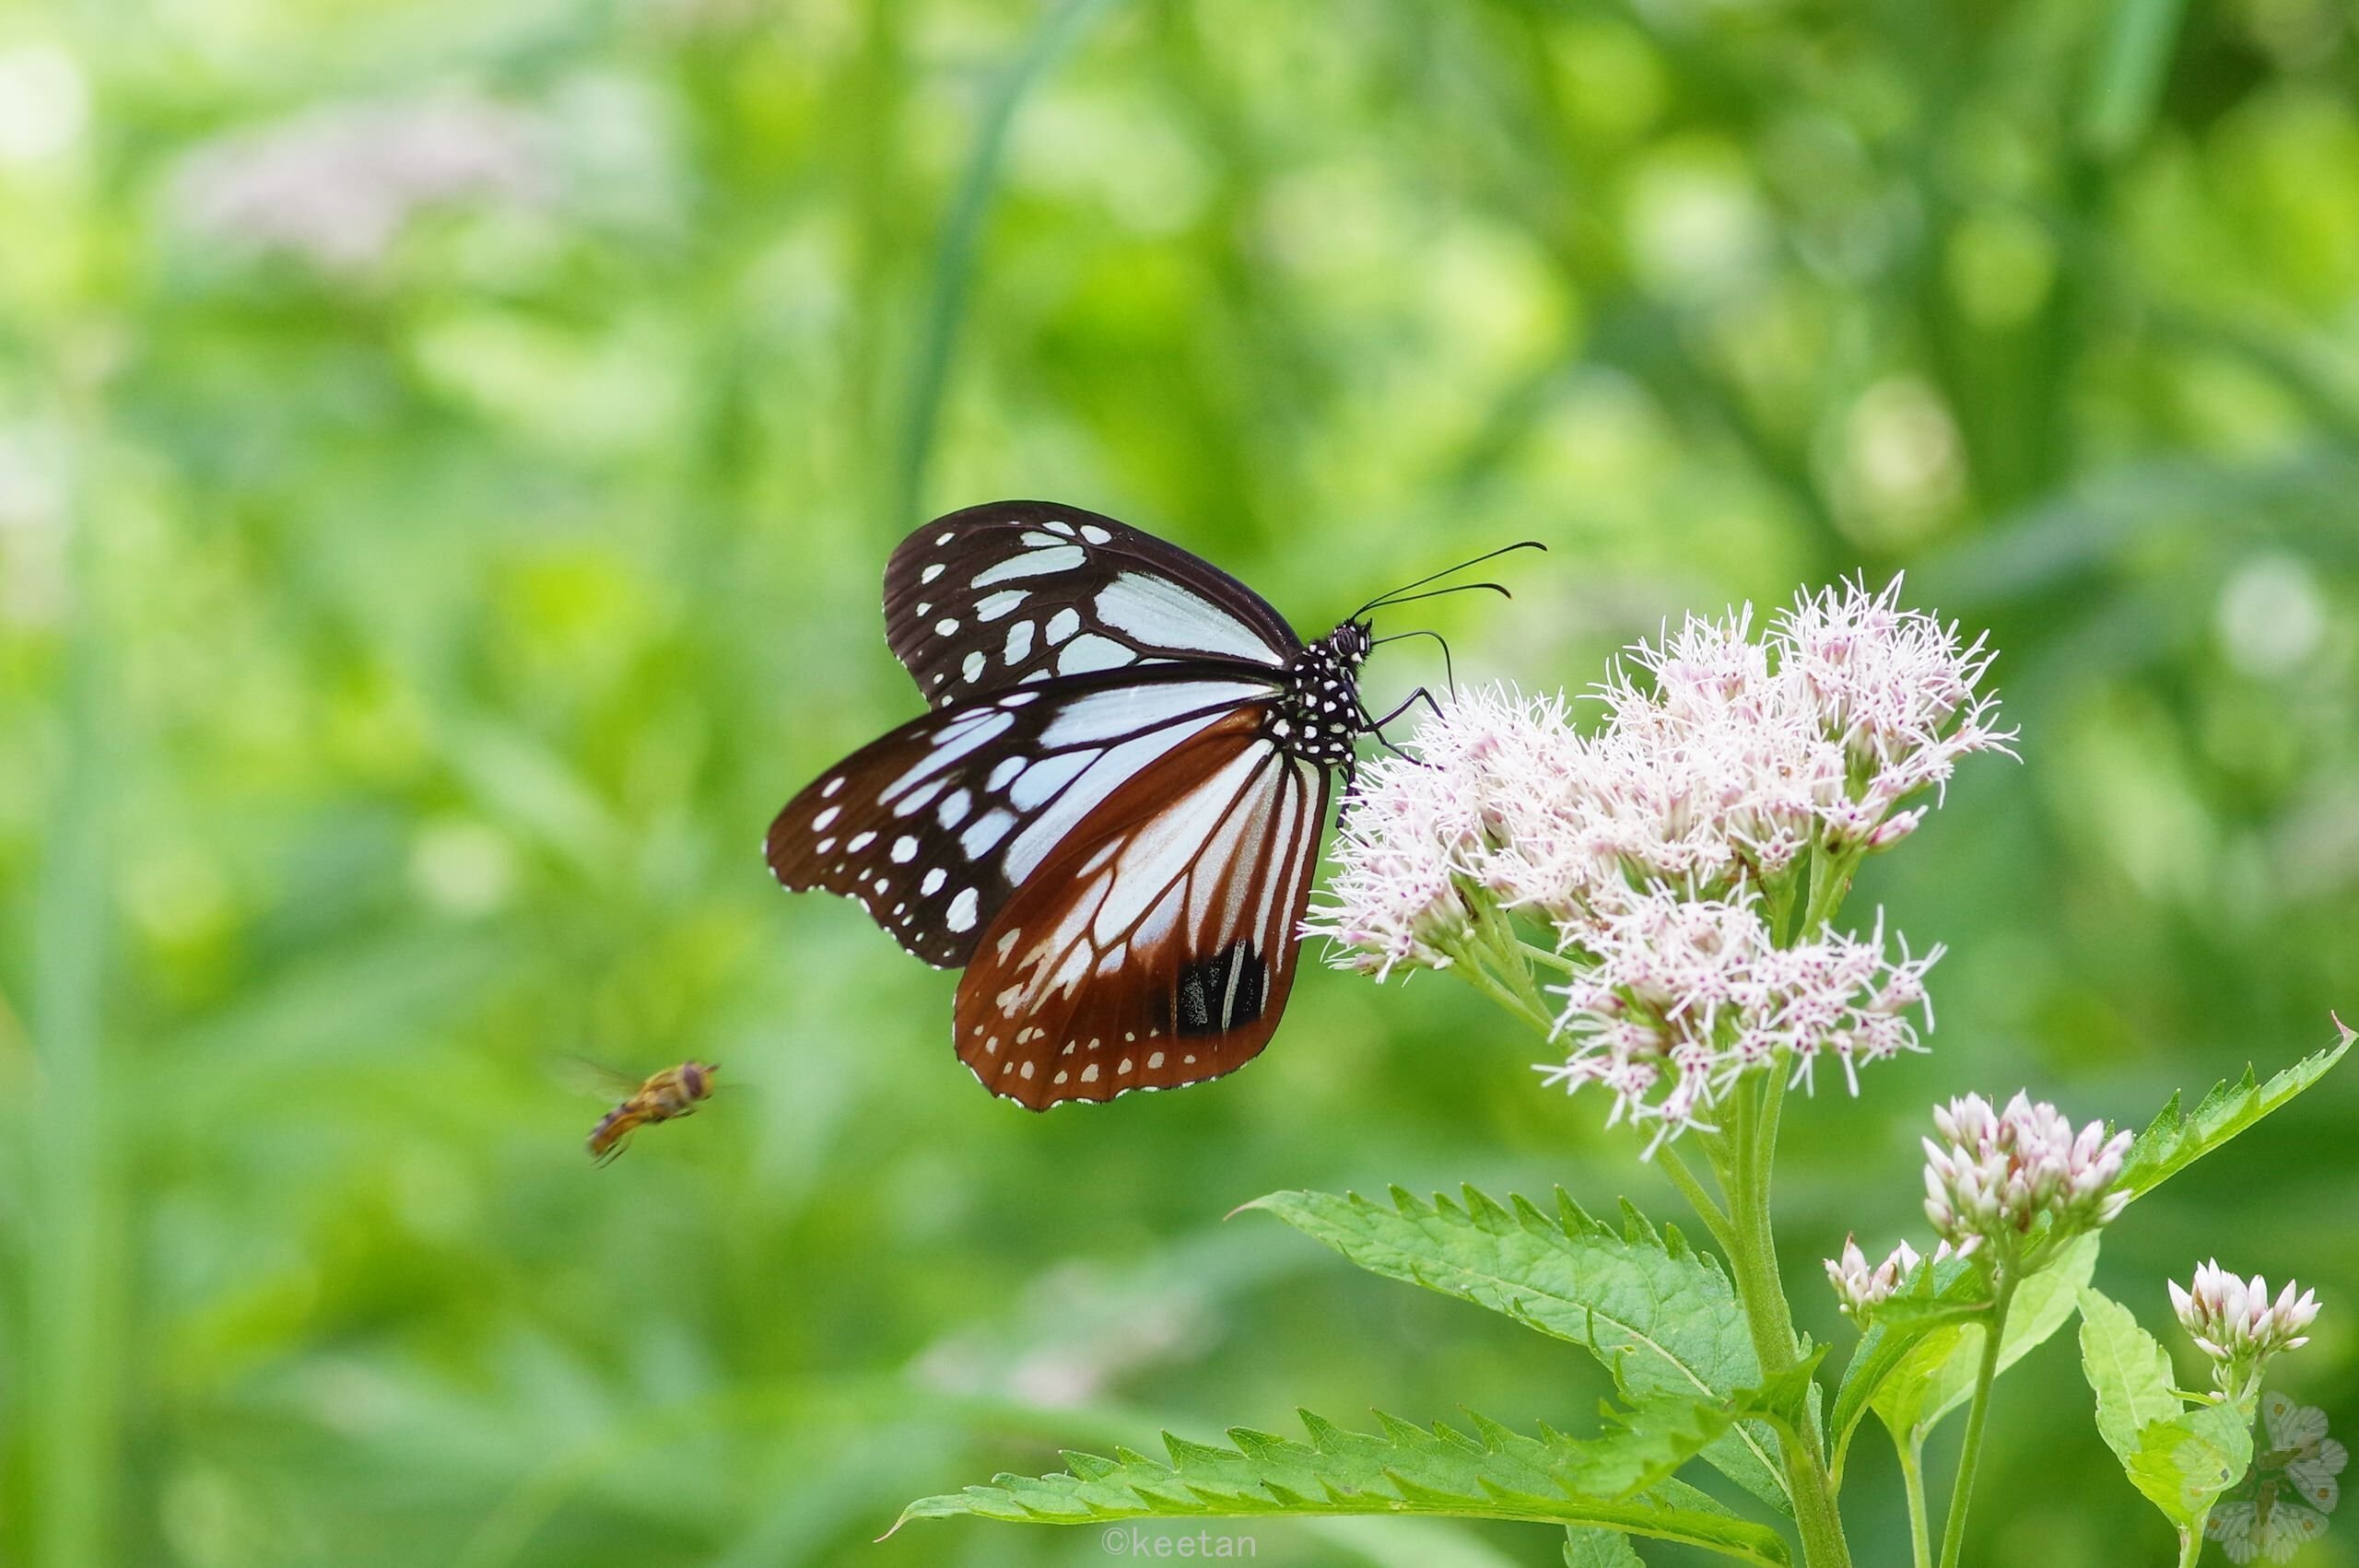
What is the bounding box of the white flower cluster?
[1825,1234,1977,1322]
[1537,889,1941,1147]
[1920,1092,2131,1250]
[1307,576,2010,1144]
[2171,1261,2321,1388]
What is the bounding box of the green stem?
[1897,1434,1934,1568]
[1718,1082,1852,1568]
[1936,1272,2017,1568]
[2175,1526,2202,1568]
[1518,939,1579,973]
[1657,1144,1736,1257]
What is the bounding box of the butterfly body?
[768,501,1507,1110]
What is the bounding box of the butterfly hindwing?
[952,708,1331,1108]
[884,501,1298,708]
[767,666,1285,966]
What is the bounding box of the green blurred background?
[2,0,2355,1563]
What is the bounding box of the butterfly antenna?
[1363,581,1513,613]
[1370,627,1458,692]
[1354,540,1546,618]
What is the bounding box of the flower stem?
[1718,1082,1852,1568]
[1897,1433,1933,1568]
[2176,1527,2203,1568]
[1936,1272,2016,1568]
[1658,1144,1736,1257]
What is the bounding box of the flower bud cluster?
[2170,1260,2320,1392]
[1920,1092,2131,1250]
[1825,1234,1978,1322]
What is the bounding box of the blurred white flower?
[169,94,552,273]
[2171,1261,2320,1392]
[1920,1091,2130,1250]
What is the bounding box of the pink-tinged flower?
[1304,747,1480,979]
[1310,579,2010,989]
[1772,575,2017,810]
[1536,885,1940,1152]
[2170,1262,2320,1389]
[1920,1092,2130,1250]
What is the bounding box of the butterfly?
[765,500,1534,1108]
[2206,1391,2346,1562]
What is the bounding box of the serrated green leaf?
[892,1382,1808,1565]
[2119,1024,2353,1200]
[1848,1234,2099,1466]
[1244,1187,1789,1513]
[1566,1526,1647,1565]
[2078,1287,2253,1527]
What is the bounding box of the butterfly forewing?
[767,665,1285,967]
[884,501,1298,708]
[952,708,1330,1108]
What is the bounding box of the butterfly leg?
[1363,686,1445,733]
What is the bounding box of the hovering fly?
[578,1060,721,1164]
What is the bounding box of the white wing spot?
[936,789,972,826]
[1053,1071,1069,1085]
[1079,524,1111,544]
[1003,620,1036,664]
[814,837,835,855]
[987,755,1025,790]
[921,867,946,895]
[848,830,875,851]
[973,545,1084,587]
[935,532,955,545]
[1080,1064,1100,1084]
[975,590,1027,622]
[960,809,1015,856]
[1057,633,1133,674]
[961,649,986,683]
[1040,520,1076,537]
[1045,607,1081,644]
[935,618,960,637]
[945,886,980,931]
[890,836,918,863]
[995,929,1021,958]
[1119,1058,1134,1075]
[921,563,945,584]
[821,777,844,798]
[1019,1060,1035,1080]
[1147,1050,1165,1069]
[813,805,840,830]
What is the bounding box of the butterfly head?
[1323,618,1375,670]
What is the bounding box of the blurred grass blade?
[2083,0,2188,158]
[896,0,1128,524]
[28,424,123,1568]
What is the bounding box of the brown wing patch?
[953,708,1331,1109]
